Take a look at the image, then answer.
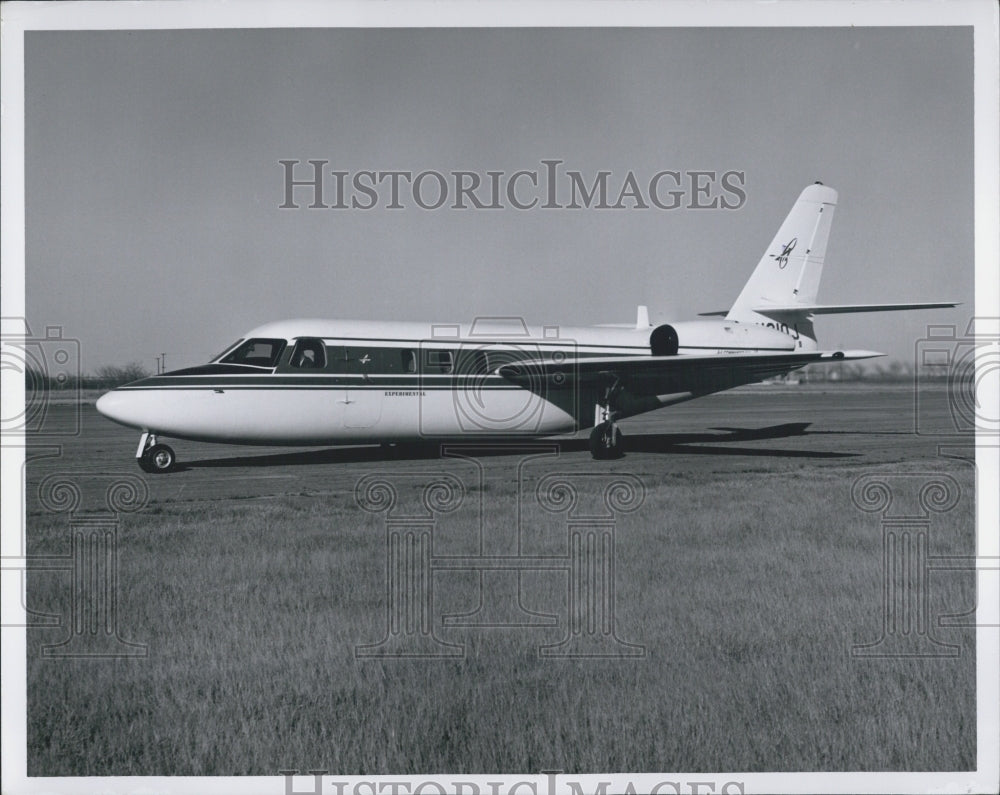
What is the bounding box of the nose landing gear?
[136,432,176,473]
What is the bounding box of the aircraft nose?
[96,390,140,428]
[96,390,119,418]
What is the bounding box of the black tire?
[589,423,623,459]
[607,425,624,459]
[589,424,607,459]
[141,443,175,473]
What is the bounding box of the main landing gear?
[136,432,176,474]
[589,421,623,459]
[589,378,625,460]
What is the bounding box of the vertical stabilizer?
[727,183,838,325]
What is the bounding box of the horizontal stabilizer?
[751,302,960,316]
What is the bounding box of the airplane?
[96,183,958,472]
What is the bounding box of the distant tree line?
[797,360,963,383]
[24,362,151,391]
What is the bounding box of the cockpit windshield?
[219,338,287,368]
[211,339,244,362]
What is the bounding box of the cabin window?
[456,349,491,374]
[325,346,377,373]
[480,348,522,371]
[220,338,287,368]
[424,349,454,374]
[346,348,373,368]
[401,349,417,373]
[289,338,327,370]
[324,346,349,373]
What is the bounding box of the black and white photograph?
[1,2,997,794]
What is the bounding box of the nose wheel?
[137,432,176,473]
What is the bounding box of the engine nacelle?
[650,320,796,355]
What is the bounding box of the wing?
[497,349,882,394]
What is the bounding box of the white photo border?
[2,2,997,794]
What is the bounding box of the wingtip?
[829,349,885,360]
[844,351,888,359]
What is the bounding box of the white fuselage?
[95,317,798,445]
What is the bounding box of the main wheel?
[140,443,176,473]
[589,422,623,459]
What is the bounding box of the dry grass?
[25,457,976,776]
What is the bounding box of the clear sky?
[25,26,973,370]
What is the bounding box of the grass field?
[23,385,977,775]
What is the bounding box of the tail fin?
[727,183,838,328]
[702,184,959,351]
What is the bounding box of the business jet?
[96,183,957,472]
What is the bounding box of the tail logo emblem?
[771,237,797,269]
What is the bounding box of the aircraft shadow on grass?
[174,422,858,470]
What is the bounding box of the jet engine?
[649,320,797,355]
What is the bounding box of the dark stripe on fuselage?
[133,345,791,390]
[118,384,536,391]
[308,336,651,349]
[308,337,790,353]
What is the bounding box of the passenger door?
[337,345,383,429]
[279,338,345,435]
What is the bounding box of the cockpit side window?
[289,338,327,370]
[220,338,287,368]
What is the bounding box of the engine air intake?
[650,324,679,356]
